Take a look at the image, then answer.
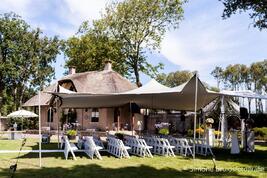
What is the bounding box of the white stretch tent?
[49,74,267,156]
[220,90,267,99]
[52,75,219,111]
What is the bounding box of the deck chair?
[61,136,78,160]
[107,136,131,158]
[84,136,103,160]
[125,135,153,158]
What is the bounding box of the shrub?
[253,127,267,140]
[159,128,169,135]
[187,129,193,137]
[66,129,77,136]
[115,132,124,140]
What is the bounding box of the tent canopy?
[7,109,38,118]
[50,74,267,111]
[52,75,219,111]
[220,90,267,99]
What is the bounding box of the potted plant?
[115,132,124,140]
[66,129,77,140]
[159,128,169,137]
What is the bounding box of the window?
[47,108,54,123]
[91,108,99,122]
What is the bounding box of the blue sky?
[1,0,267,87]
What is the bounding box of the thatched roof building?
[23,62,137,107]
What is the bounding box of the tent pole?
[193,74,198,159]
[220,95,227,149]
[56,98,60,149]
[38,91,42,167]
[82,109,84,130]
[117,108,120,131]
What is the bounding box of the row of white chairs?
[107,135,131,158]
[193,138,213,156]
[142,136,175,157]
[61,136,78,160]
[61,136,103,160]
[168,137,193,157]
[84,136,103,159]
[61,134,213,160]
[124,135,153,158]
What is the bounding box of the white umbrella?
[7,109,38,118]
[7,109,38,130]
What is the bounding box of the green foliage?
[220,0,267,30]
[158,128,169,135]
[211,60,267,112]
[115,132,124,140]
[65,0,186,86]
[156,70,193,87]
[64,22,128,76]
[66,129,77,136]
[0,12,62,114]
[187,129,193,137]
[6,117,37,130]
[253,127,267,140]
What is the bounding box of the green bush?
[186,129,193,137]
[66,129,77,136]
[159,128,169,135]
[115,132,124,140]
[253,127,267,140]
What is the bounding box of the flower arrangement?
[66,129,77,140]
[159,128,169,135]
[214,130,221,136]
[196,127,204,135]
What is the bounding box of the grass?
[0,138,266,178]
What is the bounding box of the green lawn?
[0,139,266,178]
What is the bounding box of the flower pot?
[67,135,76,140]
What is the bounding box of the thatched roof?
[23,68,137,107]
[23,83,57,107]
[59,70,136,93]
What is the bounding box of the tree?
[64,21,128,76]
[211,60,267,113]
[156,70,193,87]
[211,66,223,89]
[98,0,185,86]
[0,12,62,114]
[220,0,267,30]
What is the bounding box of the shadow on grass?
[197,147,267,168]
[0,164,258,178]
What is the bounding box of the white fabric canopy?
[7,109,38,118]
[220,90,267,99]
[59,86,76,94]
[50,75,267,111]
[52,75,219,111]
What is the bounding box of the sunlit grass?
[0,138,266,178]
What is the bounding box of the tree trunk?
[134,65,142,87]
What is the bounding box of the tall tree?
[156,70,193,87]
[95,0,185,86]
[211,66,223,89]
[0,12,62,114]
[65,21,128,76]
[220,0,267,30]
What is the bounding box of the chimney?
[68,66,76,75]
[104,60,112,71]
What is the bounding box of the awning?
[220,90,267,99]
[51,75,219,111]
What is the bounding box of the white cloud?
[59,0,109,27]
[160,0,267,86]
